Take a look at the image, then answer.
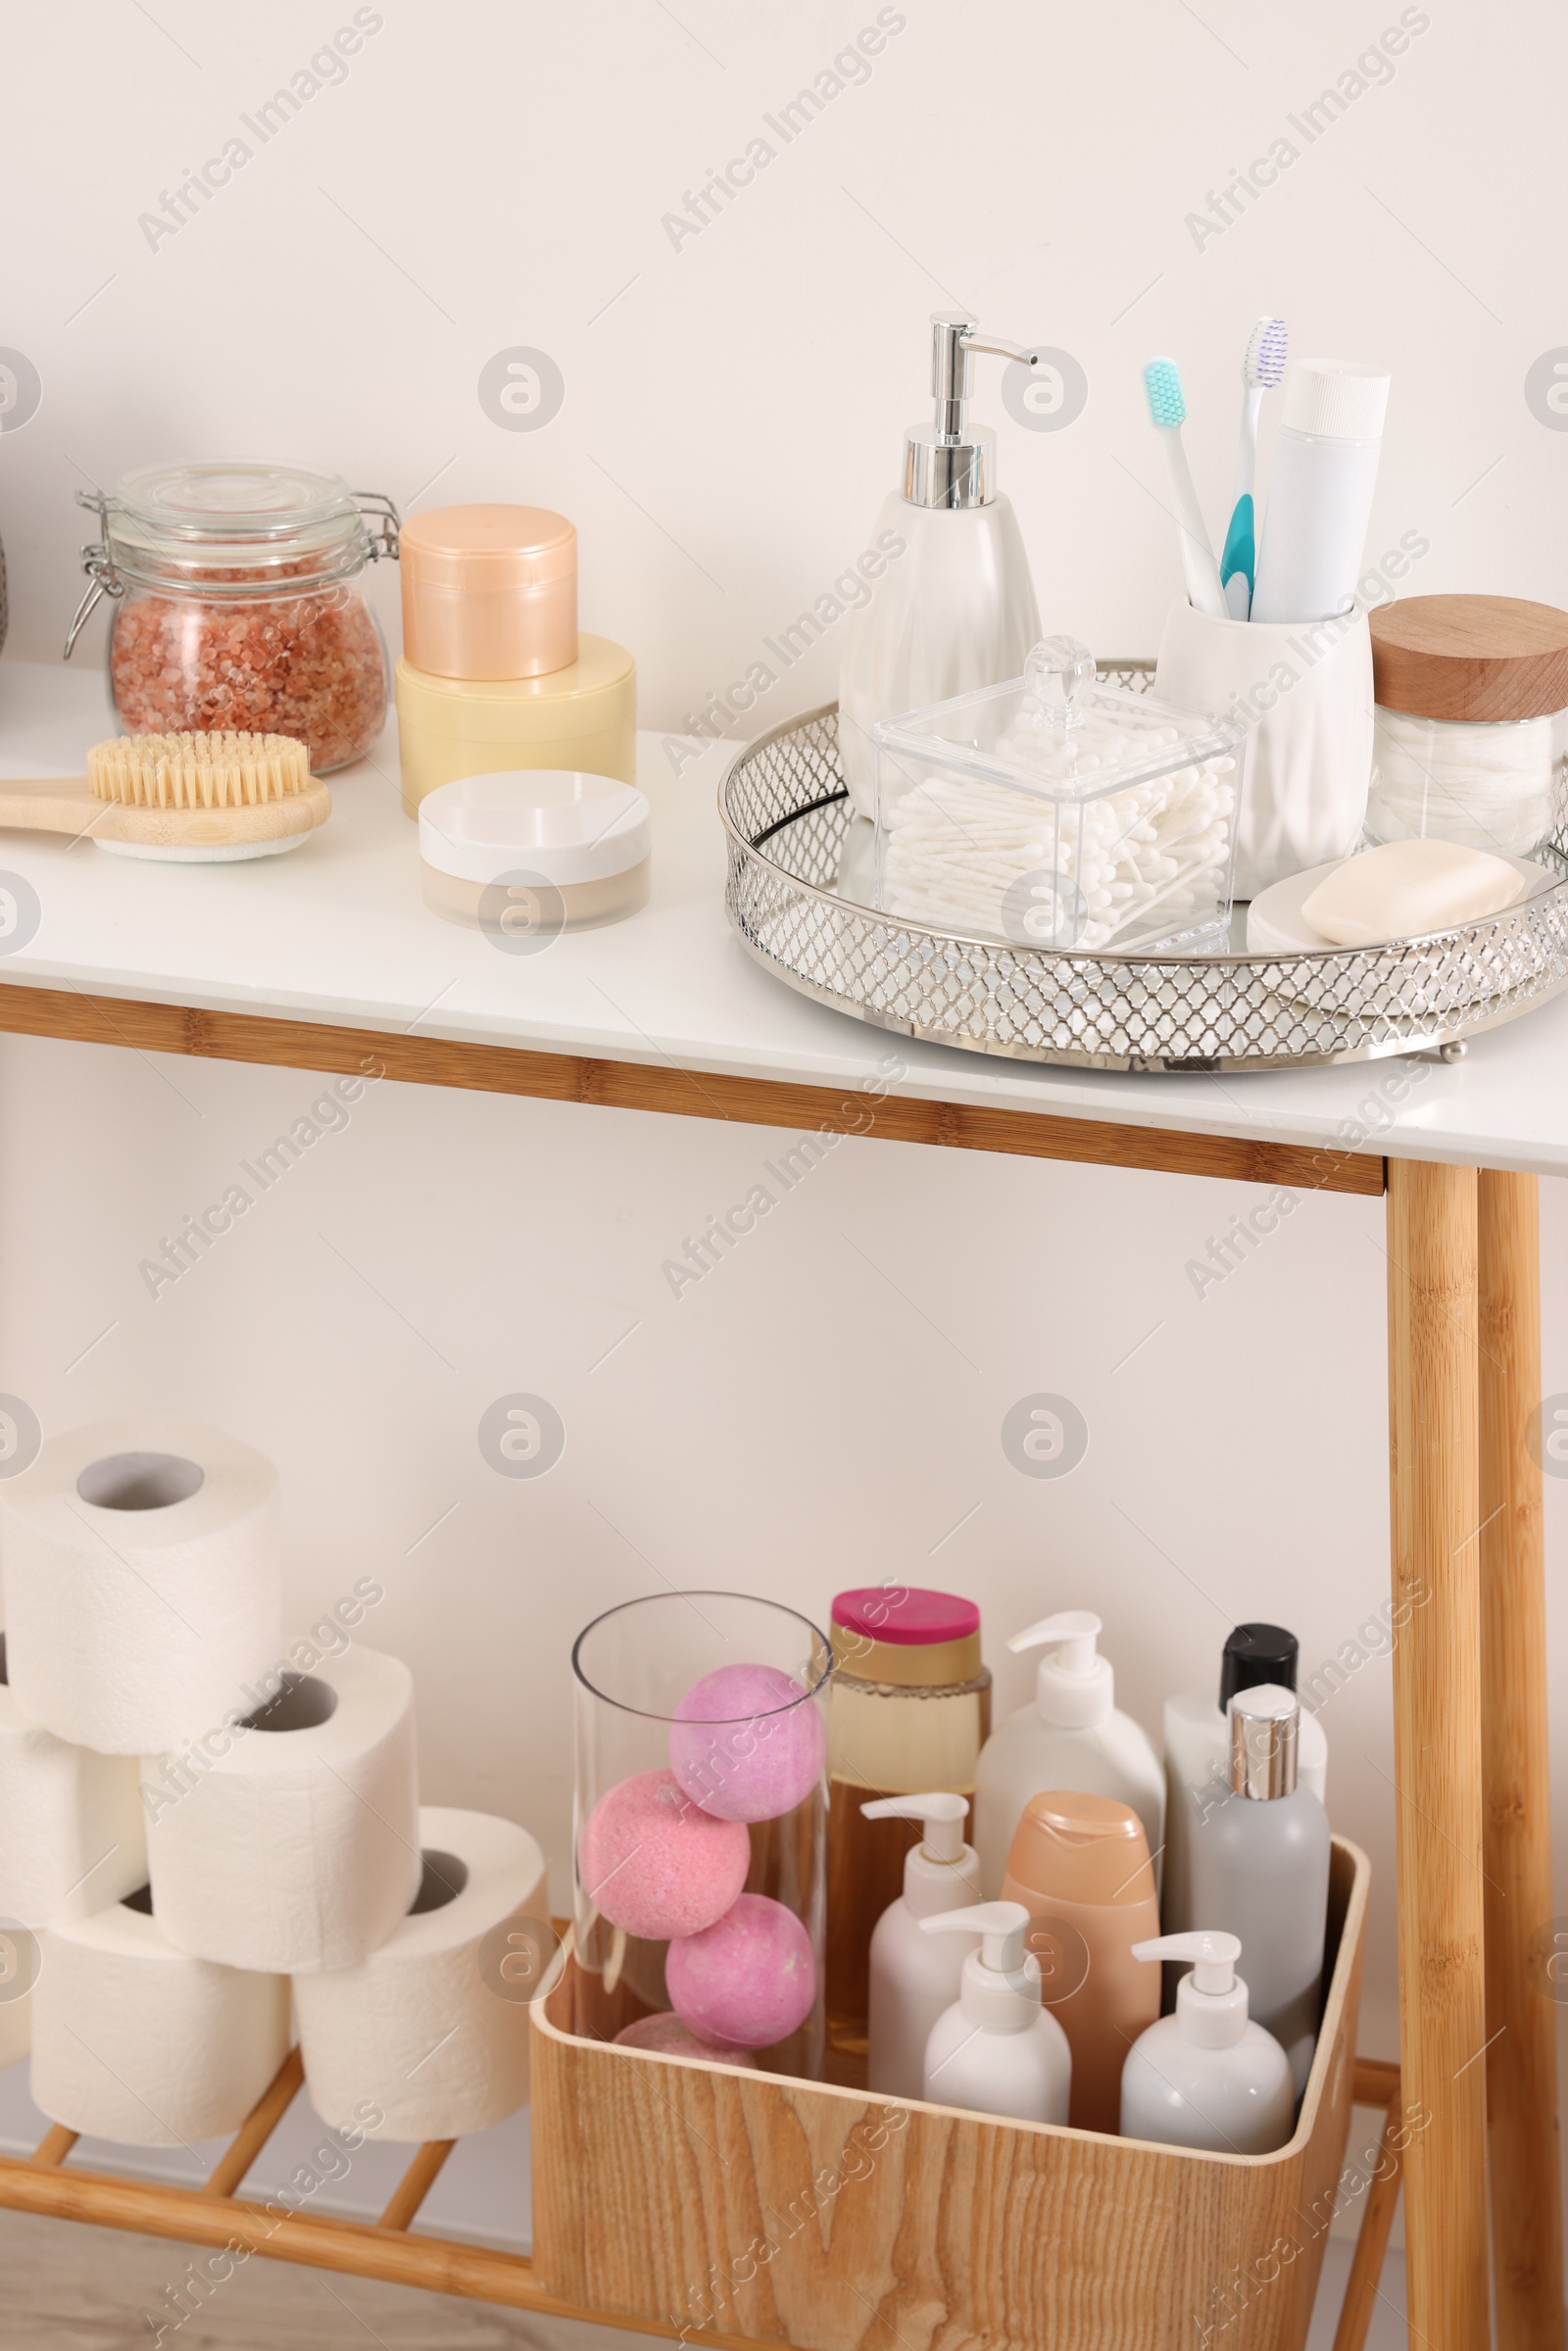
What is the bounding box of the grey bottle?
[1186,1684,1330,2095]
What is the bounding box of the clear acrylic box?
[872,638,1245,954]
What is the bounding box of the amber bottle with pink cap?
[823,1587,990,2075]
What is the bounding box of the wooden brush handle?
[0,775,332,848]
[0,777,100,838]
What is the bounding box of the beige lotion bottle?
[1001,1788,1160,2135]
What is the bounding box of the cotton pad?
[1300,838,1526,946]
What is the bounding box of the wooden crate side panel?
[532,1856,1366,2351]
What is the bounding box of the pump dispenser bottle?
[973,1612,1164,1896]
[918,1900,1071,2124]
[1187,1685,1330,2093]
[1120,1932,1295,2153]
[839,312,1043,816]
[862,1792,980,2099]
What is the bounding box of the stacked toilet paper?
[0,1417,546,2147]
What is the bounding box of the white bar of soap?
[1300,839,1527,946]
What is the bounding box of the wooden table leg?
[1386,1158,1490,2350]
[1479,1169,1566,2350]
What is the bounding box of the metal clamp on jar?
[65,461,401,773]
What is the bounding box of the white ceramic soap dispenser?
[919,1900,1071,2124]
[973,1611,1165,1896]
[1120,1931,1295,2154]
[863,1791,980,2100]
[839,312,1043,817]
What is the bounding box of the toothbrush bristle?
[1143,357,1187,428]
[1244,316,1288,388]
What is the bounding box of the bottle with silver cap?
[1185,1683,1330,2095]
[838,311,1043,817]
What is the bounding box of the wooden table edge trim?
[0,980,1386,1196]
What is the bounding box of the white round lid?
[418,770,651,887]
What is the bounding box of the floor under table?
[0,2205,1408,2351]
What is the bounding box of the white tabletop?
[0,658,1563,1178]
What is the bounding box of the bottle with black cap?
[1159,1625,1327,1984]
[1186,1684,1331,2095]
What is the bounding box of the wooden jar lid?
[1370,595,1568,722]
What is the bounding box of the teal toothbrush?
[1221,317,1288,620]
[1142,358,1226,618]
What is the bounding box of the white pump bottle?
[838,311,1043,819]
[863,1792,980,2100]
[973,1612,1165,1896]
[1119,1931,1295,2154]
[919,1900,1071,2125]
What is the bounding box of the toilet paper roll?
[0,1420,283,1755]
[0,1635,147,1926]
[144,1646,420,1974]
[31,1889,290,2145]
[294,1805,547,2142]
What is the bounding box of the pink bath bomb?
[614,2011,758,2067]
[665,1893,817,2050]
[579,1769,750,1941]
[668,1663,825,1823]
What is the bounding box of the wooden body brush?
[0,731,331,860]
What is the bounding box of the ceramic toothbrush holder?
[1154,599,1374,900]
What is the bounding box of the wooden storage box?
[531,1837,1368,2351]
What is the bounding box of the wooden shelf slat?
[0,980,1385,1196]
[377,2139,455,2232]
[203,2047,304,2199]
[0,2152,720,2342]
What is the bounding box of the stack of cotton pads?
[0,1418,545,2147]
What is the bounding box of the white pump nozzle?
[860,1790,968,1864]
[1006,1610,1111,1730]
[1131,1931,1241,1997]
[921,1899,1030,1974]
[1131,1930,1250,2049]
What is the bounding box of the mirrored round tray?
[719,669,1568,1074]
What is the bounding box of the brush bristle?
[87,731,314,809]
[1244,316,1288,389]
[1143,357,1187,428]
